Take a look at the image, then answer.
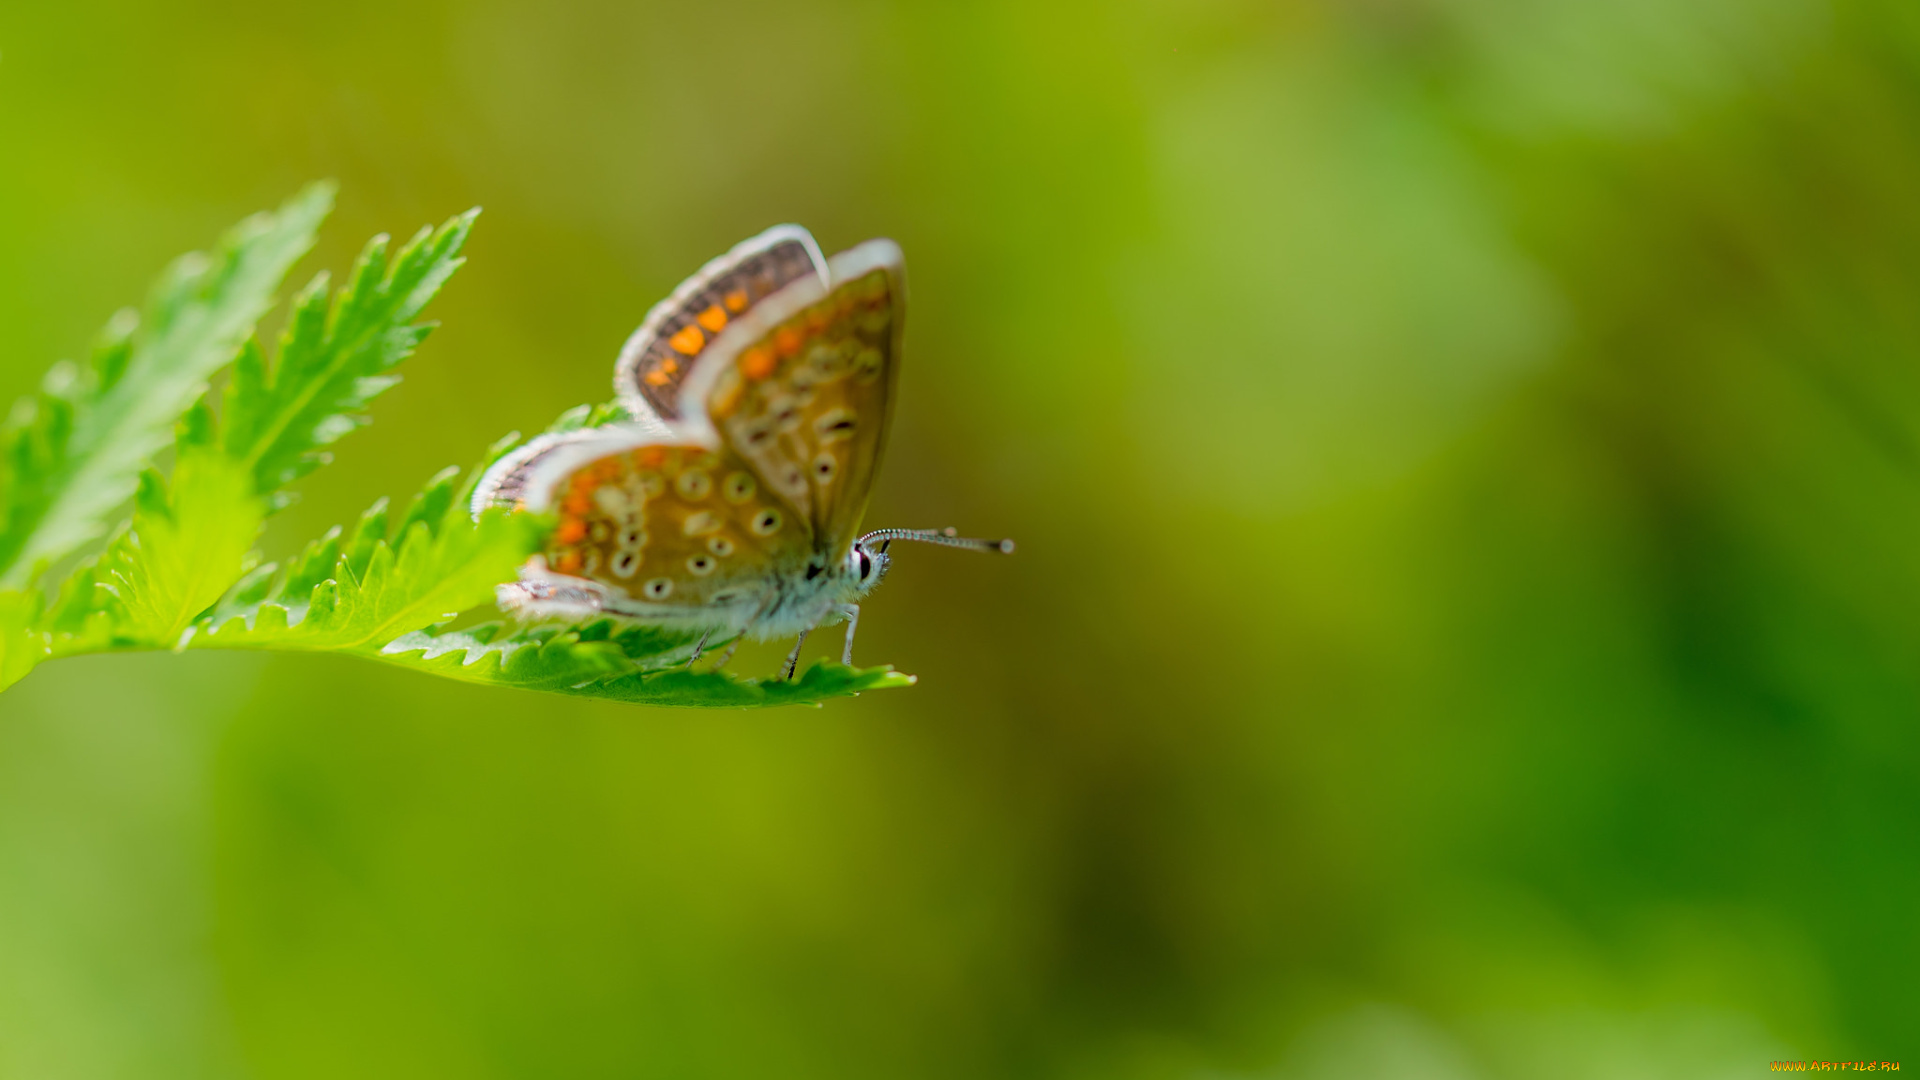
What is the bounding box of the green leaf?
[222,208,477,508]
[0,183,333,588]
[565,661,917,708]
[189,465,546,653]
[0,589,49,692]
[103,450,265,648]
[371,623,914,707]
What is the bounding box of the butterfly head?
[846,527,1015,599]
[846,541,892,596]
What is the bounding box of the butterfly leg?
[838,604,861,665]
[686,629,713,668]
[781,628,812,681]
[706,635,743,672]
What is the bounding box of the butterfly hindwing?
[683,240,904,562]
[614,225,828,423]
[535,441,814,620]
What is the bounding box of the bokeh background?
[3,0,1918,1076]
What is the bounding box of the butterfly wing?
[613,225,828,423]
[675,240,905,563]
[484,425,815,626]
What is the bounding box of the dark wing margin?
[613,225,828,423]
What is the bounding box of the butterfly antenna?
[858,527,1015,555]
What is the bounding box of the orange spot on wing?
[669,324,705,355]
[639,447,666,467]
[556,519,587,544]
[774,327,804,358]
[562,492,591,515]
[741,346,777,380]
[696,305,727,333]
[724,290,748,313]
[556,550,583,574]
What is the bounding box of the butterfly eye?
[611,551,641,579]
[750,509,783,536]
[643,577,673,600]
[686,555,716,576]
[856,550,873,581]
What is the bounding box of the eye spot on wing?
[687,554,716,576]
[751,509,783,536]
[711,590,742,604]
[814,409,856,443]
[588,521,610,543]
[812,451,838,485]
[611,551,641,579]
[634,471,665,499]
[770,398,804,433]
[741,422,775,450]
[707,535,735,557]
[581,548,603,575]
[619,527,646,549]
[669,324,705,355]
[683,511,720,537]
[643,577,673,600]
[852,347,883,383]
[806,342,848,380]
[676,469,712,500]
[722,472,756,502]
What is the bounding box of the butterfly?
[472,225,1012,677]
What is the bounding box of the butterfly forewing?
[540,442,813,614]
[699,247,903,561]
[614,226,827,422]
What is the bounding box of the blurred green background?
[3,0,1918,1075]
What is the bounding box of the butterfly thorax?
[749,552,879,639]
